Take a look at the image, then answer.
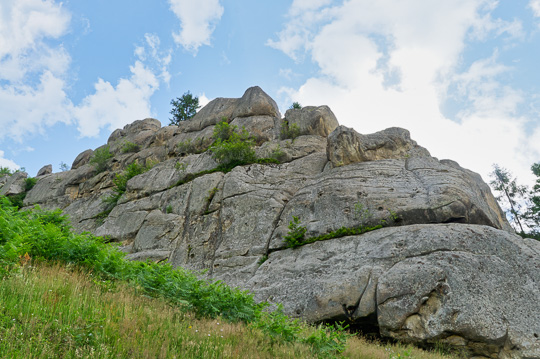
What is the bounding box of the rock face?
[4,86,539,358]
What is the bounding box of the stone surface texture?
[2,86,538,359]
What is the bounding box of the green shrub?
[104,160,153,207]
[0,167,13,176]
[289,102,302,110]
[25,177,37,192]
[89,145,113,173]
[121,141,140,153]
[209,121,256,171]
[212,118,234,141]
[280,121,301,140]
[284,216,307,249]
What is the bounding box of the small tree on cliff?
[169,92,200,125]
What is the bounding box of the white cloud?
[271,0,538,183]
[0,0,168,141]
[0,0,72,141]
[0,150,20,170]
[530,0,540,17]
[198,93,211,109]
[168,0,224,54]
[73,61,159,137]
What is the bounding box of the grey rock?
[0,171,27,196]
[37,164,52,177]
[186,97,239,132]
[107,118,161,154]
[327,126,431,166]
[247,224,540,359]
[72,149,94,170]
[231,86,280,119]
[230,115,279,144]
[284,105,339,137]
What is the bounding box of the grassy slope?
[0,198,462,358]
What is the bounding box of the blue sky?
[1,0,540,186]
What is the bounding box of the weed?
[166,205,173,214]
[175,161,188,172]
[89,145,113,173]
[283,216,307,249]
[121,141,140,153]
[103,160,154,208]
[280,121,301,141]
[258,255,268,266]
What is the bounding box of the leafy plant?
[212,118,234,141]
[89,145,113,173]
[280,120,301,141]
[169,91,200,125]
[209,121,257,171]
[59,162,70,172]
[0,167,13,176]
[289,102,302,110]
[284,216,307,249]
[270,144,285,162]
[174,161,188,172]
[121,141,140,153]
[354,203,373,224]
[166,205,173,214]
[104,160,154,208]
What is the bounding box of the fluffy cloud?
[168,0,224,53]
[73,61,159,137]
[271,0,539,182]
[530,0,540,17]
[0,0,72,141]
[0,0,168,140]
[0,150,20,170]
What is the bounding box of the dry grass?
[0,263,463,358]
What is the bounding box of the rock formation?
[3,86,538,358]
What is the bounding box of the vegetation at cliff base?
[0,198,462,358]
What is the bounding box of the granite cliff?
[2,87,539,359]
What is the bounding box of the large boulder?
[72,149,94,170]
[231,86,280,119]
[0,171,27,196]
[284,105,339,137]
[248,224,540,359]
[36,164,52,177]
[327,126,431,166]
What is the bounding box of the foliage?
[104,160,153,207]
[270,144,286,162]
[280,120,301,141]
[166,205,173,214]
[489,163,540,239]
[0,167,13,176]
[169,91,200,125]
[25,177,37,192]
[302,322,351,355]
[59,161,70,172]
[290,102,302,110]
[209,121,257,171]
[213,118,234,141]
[283,216,307,249]
[284,208,400,249]
[253,304,302,343]
[0,199,463,358]
[175,161,188,172]
[89,145,113,173]
[121,141,140,153]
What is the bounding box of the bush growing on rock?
[209,120,257,171]
[89,145,113,173]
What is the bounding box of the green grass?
[0,197,463,358]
